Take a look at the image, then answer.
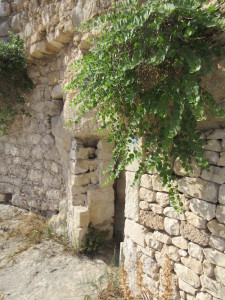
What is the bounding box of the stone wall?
[123,128,225,299]
[0,0,115,247]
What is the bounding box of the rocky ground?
[0,204,113,300]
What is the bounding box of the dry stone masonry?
[0,1,225,299]
[123,128,225,299]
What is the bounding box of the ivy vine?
[0,35,33,136]
[66,0,225,211]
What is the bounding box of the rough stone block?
[139,201,150,210]
[124,219,148,247]
[216,205,225,224]
[0,22,10,37]
[181,256,202,274]
[145,233,163,250]
[203,140,222,152]
[207,129,225,140]
[161,244,180,262]
[185,211,207,229]
[203,261,215,278]
[172,236,188,249]
[201,166,225,184]
[152,175,170,192]
[51,84,63,99]
[209,235,225,252]
[141,254,159,278]
[178,278,197,296]
[0,194,6,203]
[156,192,170,207]
[164,207,185,220]
[73,206,90,228]
[178,177,218,203]
[207,219,225,239]
[196,292,213,300]
[200,275,225,299]
[139,187,156,202]
[152,231,172,245]
[188,242,203,261]
[164,217,180,235]
[125,172,139,221]
[72,194,86,206]
[189,198,216,221]
[203,248,225,268]
[96,140,114,160]
[214,266,225,286]
[174,263,201,288]
[139,211,164,230]
[180,222,209,246]
[140,174,153,189]
[174,157,201,177]
[0,3,11,17]
[87,187,114,225]
[149,203,163,214]
[203,151,219,165]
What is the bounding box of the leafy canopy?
[0,35,33,136]
[66,0,225,211]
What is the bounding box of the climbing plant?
[66,0,225,210]
[0,35,33,136]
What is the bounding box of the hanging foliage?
[66,0,225,210]
[0,35,33,136]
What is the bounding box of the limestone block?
[71,185,88,197]
[125,172,139,221]
[189,198,216,221]
[139,201,150,210]
[164,217,180,235]
[174,157,201,177]
[0,2,11,17]
[11,194,24,208]
[96,140,114,160]
[209,235,225,252]
[174,263,201,288]
[172,236,188,249]
[179,249,188,257]
[42,134,55,145]
[0,22,10,37]
[188,242,203,261]
[203,151,219,165]
[207,219,225,239]
[216,205,225,224]
[124,219,148,247]
[71,172,98,186]
[73,206,90,228]
[0,194,6,203]
[30,41,58,58]
[87,187,114,225]
[203,248,225,268]
[217,151,225,166]
[29,169,42,183]
[196,292,212,300]
[164,207,185,220]
[137,245,155,259]
[214,266,225,286]
[70,147,95,160]
[156,192,170,207]
[72,194,86,206]
[152,175,170,192]
[51,84,63,99]
[98,160,112,186]
[201,166,225,184]
[185,211,207,229]
[178,177,218,203]
[31,145,43,160]
[152,231,172,245]
[181,256,202,274]
[203,140,222,152]
[139,187,156,202]
[140,174,153,189]
[180,222,209,246]
[145,232,163,250]
[70,159,97,175]
[149,203,163,214]
[178,278,197,296]
[45,100,63,116]
[200,275,225,299]
[161,244,180,262]
[203,261,215,278]
[207,129,225,140]
[139,211,164,230]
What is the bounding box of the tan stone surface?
[180,222,209,246]
[139,211,164,230]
